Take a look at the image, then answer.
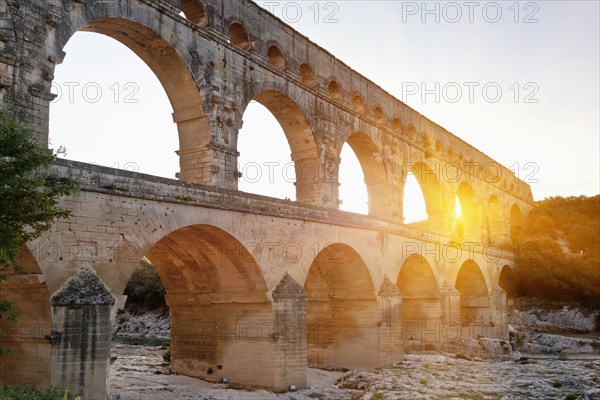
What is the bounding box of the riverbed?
[109,344,600,400]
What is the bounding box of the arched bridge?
[0,1,532,399]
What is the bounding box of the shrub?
[0,385,81,399]
[123,258,166,312]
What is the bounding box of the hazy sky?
[49,1,599,219]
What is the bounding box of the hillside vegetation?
[513,195,600,310]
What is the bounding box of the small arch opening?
[391,118,402,132]
[373,106,384,123]
[180,0,208,27]
[353,95,365,115]
[228,23,251,51]
[299,63,316,88]
[423,133,431,149]
[328,81,343,101]
[267,45,286,70]
[407,124,417,141]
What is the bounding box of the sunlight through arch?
[402,172,428,223]
[49,32,179,179]
[339,143,368,214]
[237,101,296,200]
[455,195,463,217]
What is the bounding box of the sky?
[48,1,600,220]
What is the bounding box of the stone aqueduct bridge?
[0,0,533,399]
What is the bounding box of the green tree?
[513,195,600,310]
[124,258,167,313]
[0,107,77,355]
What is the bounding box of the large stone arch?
[303,243,380,369]
[405,161,448,233]
[240,85,321,204]
[145,224,273,387]
[48,5,212,184]
[396,254,442,344]
[0,246,52,389]
[455,260,492,330]
[343,132,391,217]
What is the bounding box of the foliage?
[0,107,77,357]
[0,108,77,266]
[0,385,81,400]
[123,258,166,313]
[513,195,600,310]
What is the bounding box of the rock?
[510,307,597,333]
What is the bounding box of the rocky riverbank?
[111,305,599,399]
[109,345,600,399]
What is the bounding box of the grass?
[0,386,82,399]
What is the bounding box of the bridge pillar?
[50,268,114,400]
[176,143,239,190]
[0,275,52,389]
[440,280,461,326]
[367,180,403,221]
[377,277,404,365]
[489,284,509,340]
[294,155,339,208]
[271,273,308,392]
[166,277,308,392]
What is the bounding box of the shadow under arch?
[52,14,210,183]
[510,204,524,240]
[145,224,273,389]
[397,254,442,344]
[240,87,320,204]
[0,246,52,389]
[343,132,390,217]
[455,260,491,328]
[303,243,380,369]
[499,264,517,305]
